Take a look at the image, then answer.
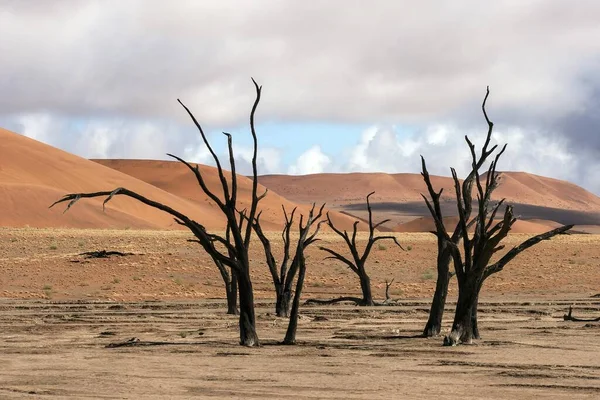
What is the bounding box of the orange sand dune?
[487,171,600,211]
[259,171,600,212]
[0,128,222,229]
[258,172,449,206]
[394,216,561,234]
[94,159,362,231]
[1,128,359,231]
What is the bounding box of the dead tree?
[421,87,573,346]
[252,204,325,317]
[282,204,325,345]
[50,79,267,346]
[420,88,503,337]
[312,192,402,306]
[381,279,395,305]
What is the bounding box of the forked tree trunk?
[283,258,306,345]
[359,272,374,306]
[237,272,259,347]
[423,263,451,337]
[444,277,478,346]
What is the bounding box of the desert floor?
[1,228,600,398]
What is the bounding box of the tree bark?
[423,264,451,337]
[359,272,375,306]
[226,270,238,315]
[237,272,259,347]
[444,278,478,346]
[283,258,306,345]
[471,287,481,339]
[275,286,291,318]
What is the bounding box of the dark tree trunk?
[237,272,259,347]
[359,271,374,306]
[470,285,481,339]
[226,270,239,315]
[276,288,292,318]
[423,265,451,337]
[444,278,478,346]
[283,259,306,345]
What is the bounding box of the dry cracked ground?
[1,228,600,399]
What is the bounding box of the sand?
[1,228,599,399]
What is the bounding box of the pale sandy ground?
[1,229,599,301]
[1,229,600,399]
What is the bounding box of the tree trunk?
[276,287,291,318]
[444,278,478,346]
[471,285,482,339]
[237,272,259,347]
[423,267,451,337]
[359,271,374,306]
[226,270,239,315]
[283,259,306,345]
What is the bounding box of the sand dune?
[259,172,600,212]
[1,128,361,231]
[4,126,598,234]
[0,128,228,229]
[394,216,561,234]
[94,159,362,231]
[259,171,600,232]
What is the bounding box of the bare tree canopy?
[420,87,573,346]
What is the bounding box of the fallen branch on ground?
[79,250,134,259]
[105,337,204,348]
[304,296,365,306]
[563,306,600,322]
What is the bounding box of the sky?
[1,1,600,194]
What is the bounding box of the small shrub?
[43,285,53,298]
[422,269,434,280]
[406,245,413,251]
[179,331,188,338]
[113,278,120,284]
[378,244,387,251]
[132,275,142,281]
[49,244,58,250]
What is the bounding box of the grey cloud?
[1,1,600,193]
[2,1,600,126]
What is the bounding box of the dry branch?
[79,250,134,259]
[563,306,600,322]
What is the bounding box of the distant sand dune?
[0,127,360,231]
[3,126,599,234]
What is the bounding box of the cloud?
[339,123,600,193]
[1,1,600,193]
[2,1,600,127]
[289,146,331,175]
